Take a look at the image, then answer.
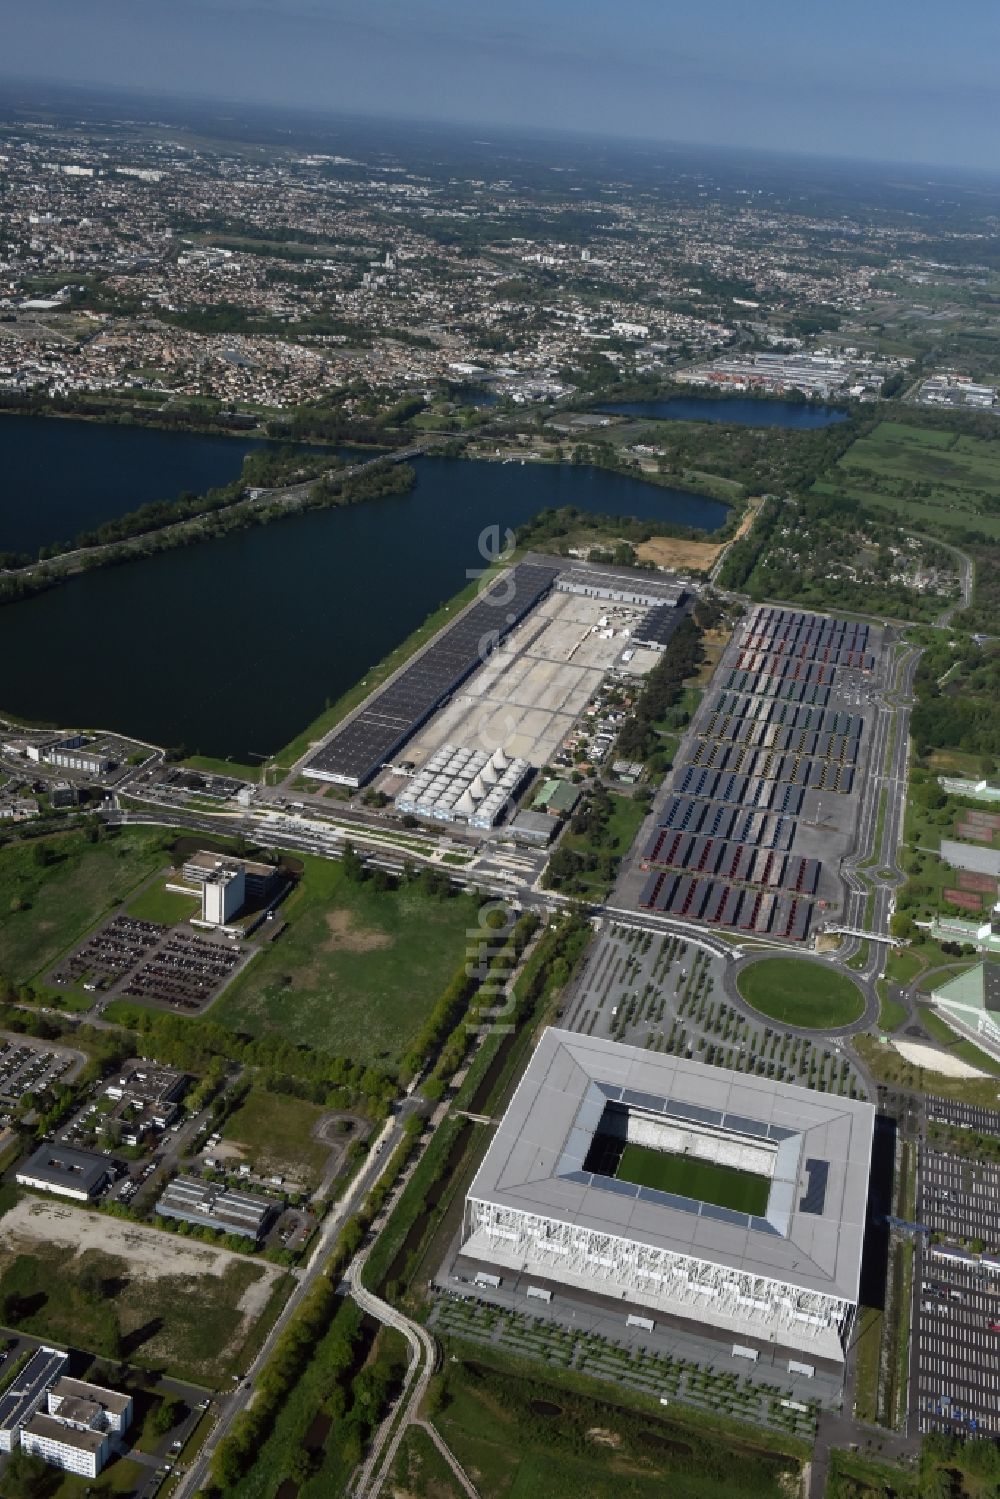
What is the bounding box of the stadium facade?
[460,1030,874,1366]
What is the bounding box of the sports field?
[819,420,1000,538]
[736,958,865,1029]
[616,1144,770,1215]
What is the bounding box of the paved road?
[172,1106,415,1499]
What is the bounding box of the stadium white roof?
[468,1029,874,1305]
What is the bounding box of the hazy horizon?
[3,0,1000,174]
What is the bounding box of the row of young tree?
[615,613,706,763]
[209,1117,426,1491]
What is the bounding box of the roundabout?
[735,956,867,1030]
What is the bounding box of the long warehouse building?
[459,1030,874,1369]
[303,561,560,787]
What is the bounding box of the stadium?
[458,1030,874,1368]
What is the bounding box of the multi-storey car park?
[630,604,884,942]
[453,1029,874,1376]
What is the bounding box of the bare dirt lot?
[635,497,761,574]
[635,536,727,571]
[0,1198,281,1317]
[0,1197,290,1382]
[325,908,392,953]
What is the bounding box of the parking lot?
[563,922,862,1096]
[121,930,246,1010]
[51,914,163,993]
[0,1039,79,1104]
[617,604,888,941]
[50,915,251,1012]
[913,1139,1000,1437]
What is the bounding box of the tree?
[3,1450,59,1498]
[341,842,367,884]
[152,1395,184,1434]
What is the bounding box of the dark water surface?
[0,413,304,556]
[596,397,848,429]
[0,448,725,760]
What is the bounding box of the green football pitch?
[616,1143,770,1216]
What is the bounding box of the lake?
[0,413,342,558]
[595,397,848,429]
[0,440,725,760]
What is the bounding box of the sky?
[5,0,1000,171]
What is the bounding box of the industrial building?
[103,1060,188,1138]
[394,743,530,828]
[509,809,559,845]
[677,351,903,400]
[555,567,686,609]
[16,1144,118,1201]
[630,602,686,652]
[917,373,998,411]
[459,1030,874,1369]
[303,561,560,787]
[156,1175,275,1242]
[26,734,115,775]
[532,778,581,818]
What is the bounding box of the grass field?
[617,1144,769,1215]
[223,1087,334,1190]
[559,791,650,897]
[126,879,199,925]
[434,1351,800,1499]
[0,1232,289,1387]
[391,1423,466,1497]
[736,958,865,1029]
[45,1455,148,1497]
[209,854,480,1066]
[0,826,169,986]
[821,420,1000,538]
[876,983,908,1034]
